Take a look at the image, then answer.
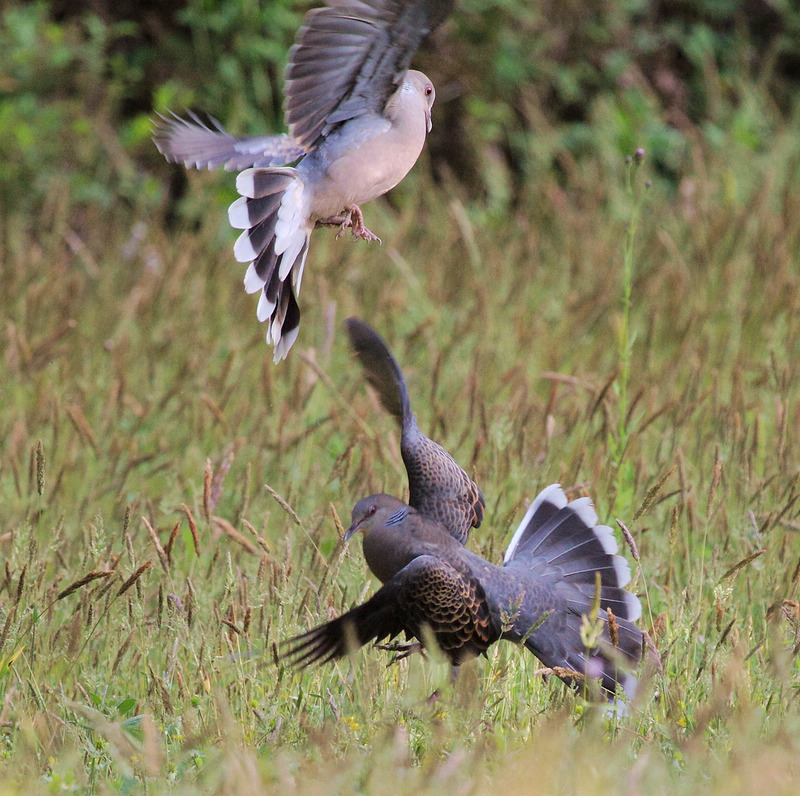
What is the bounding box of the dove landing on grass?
[155,0,452,361]
[283,320,643,701]
[284,487,643,701]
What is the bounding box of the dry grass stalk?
[200,392,228,431]
[203,459,212,523]
[14,565,27,608]
[791,554,800,599]
[111,631,134,677]
[271,641,280,668]
[28,319,77,367]
[642,630,663,672]
[209,444,236,513]
[164,521,180,565]
[264,484,302,526]
[117,560,152,597]
[185,578,195,627]
[221,617,243,636]
[242,519,271,554]
[65,403,99,453]
[0,606,17,657]
[141,713,164,778]
[718,549,766,584]
[57,570,115,601]
[608,607,619,647]
[147,663,172,713]
[66,609,83,657]
[668,504,680,549]
[35,440,45,497]
[142,517,169,573]
[616,518,640,562]
[632,464,677,523]
[531,666,589,682]
[329,502,346,542]
[181,503,201,557]
[706,454,723,520]
[212,516,258,555]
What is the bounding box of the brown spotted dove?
[154,0,452,361]
[284,488,643,699]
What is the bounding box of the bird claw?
[375,641,424,665]
[348,206,381,243]
[320,206,382,244]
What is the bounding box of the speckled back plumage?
[346,318,484,543]
[397,554,497,663]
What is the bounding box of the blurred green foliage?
[0,0,798,218]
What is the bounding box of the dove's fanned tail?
[229,168,312,362]
[153,112,306,172]
[503,485,643,699]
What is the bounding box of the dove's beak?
[344,521,361,542]
[425,109,432,134]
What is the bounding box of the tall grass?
[1,106,800,793]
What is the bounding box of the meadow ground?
[2,118,800,793]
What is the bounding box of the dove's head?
[345,494,408,542]
[346,494,418,583]
[406,70,436,133]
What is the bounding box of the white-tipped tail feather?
[505,484,643,699]
[228,167,310,362]
[505,484,641,623]
[504,484,567,563]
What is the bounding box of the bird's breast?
[304,111,428,217]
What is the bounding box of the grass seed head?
[203,459,212,522]
[35,440,45,497]
[181,503,201,557]
[56,570,115,601]
[616,518,640,562]
[117,560,152,597]
[608,608,619,648]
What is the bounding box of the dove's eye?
[425,85,433,97]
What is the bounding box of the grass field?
[2,104,800,793]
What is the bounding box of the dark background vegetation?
[3,0,799,218]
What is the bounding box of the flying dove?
[346,317,484,544]
[154,0,452,361]
[284,488,643,699]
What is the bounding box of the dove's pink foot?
[346,205,381,243]
[318,206,381,243]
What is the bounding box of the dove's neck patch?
[385,507,409,527]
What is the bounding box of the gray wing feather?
[285,0,452,149]
[153,112,305,171]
